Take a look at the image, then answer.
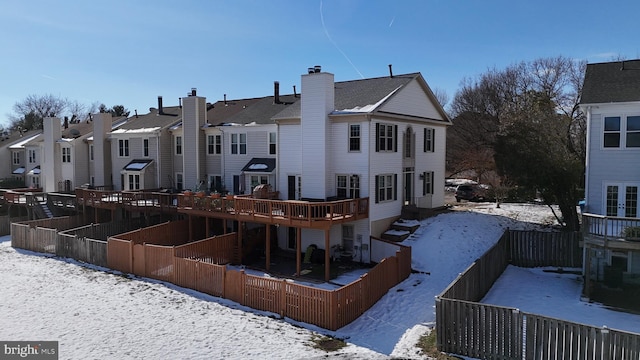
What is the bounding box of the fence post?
[280,279,286,319]
[601,326,610,360]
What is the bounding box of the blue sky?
[1,0,639,126]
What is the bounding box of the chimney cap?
[308,67,314,74]
[314,65,321,73]
[190,88,197,96]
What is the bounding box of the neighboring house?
[23,134,44,189]
[579,59,640,289]
[3,130,41,184]
[40,117,101,193]
[106,97,181,191]
[272,66,451,263]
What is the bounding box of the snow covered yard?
[1,202,639,359]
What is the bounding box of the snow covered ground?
[1,202,639,359]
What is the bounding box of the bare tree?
[10,94,69,130]
[431,87,449,108]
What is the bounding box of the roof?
[12,166,26,174]
[580,59,640,104]
[123,159,153,171]
[222,94,299,126]
[1,130,41,150]
[241,158,276,172]
[8,133,41,149]
[272,72,447,122]
[116,106,182,132]
[206,97,263,125]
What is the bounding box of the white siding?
[380,80,445,121]
[329,120,370,198]
[585,103,640,214]
[277,123,302,198]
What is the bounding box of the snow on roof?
[332,86,401,114]
[110,127,161,135]
[8,133,40,149]
[248,164,268,170]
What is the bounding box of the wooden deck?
[75,189,369,229]
[582,213,640,251]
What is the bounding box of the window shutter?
[374,175,379,203]
[375,123,380,152]
[394,125,398,152]
[432,130,435,152]
[423,128,427,152]
[393,174,398,200]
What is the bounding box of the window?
[32,176,40,189]
[89,145,94,161]
[604,115,640,148]
[604,116,621,148]
[118,139,129,157]
[28,150,36,163]
[90,176,95,187]
[628,116,640,148]
[423,171,434,195]
[342,225,354,253]
[143,139,149,157]
[269,132,277,155]
[12,152,20,165]
[404,127,414,158]
[336,174,360,198]
[376,123,397,152]
[349,124,360,151]
[424,128,435,152]
[375,174,397,203]
[128,174,140,190]
[208,175,223,193]
[231,133,246,154]
[175,136,182,155]
[207,134,222,155]
[250,175,268,190]
[62,147,71,163]
[175,173,183,191]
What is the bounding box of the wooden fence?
[10,216,85,254]
[0,215,29,236]
[106,221,412,330]
[436,229,640,359]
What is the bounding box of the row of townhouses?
[2,66,452,264]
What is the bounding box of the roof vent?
[190,88,197,96]
[314,65,321,73]
[307,67,314,74]
[69,128,80,138]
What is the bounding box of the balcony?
[74,188,369,229]
[582,213,640,251]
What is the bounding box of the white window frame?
[126,173,141,190]
[143,138,149,157]
[603,115,640,149]
[376,174,395,202]
[269,132,277,155]
[423,171,434,195]
[336,174,360,199]
[377,123,396,152]
[89,144,94,161]
[250,175,269,190]
[207,134,222,155]
[12,151,20,165]
[231,133,247,155]
[175,136,182,155]
[28,149,36,164]
[62,147,71,163]
[118,139,129,157]
[424,128,435,152]
[349,124,360,152]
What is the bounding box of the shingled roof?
[272,72,447,121]
[580,59,640,104]
[116,106,181,131]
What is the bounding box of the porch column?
[584,243,592,298]
[296,227,301,277]
[223,219,227,234]
[237,221,243,264]
[265,225,271,271]
[324,229,330,282]
[205,217,210,238]
[188,215,193,241]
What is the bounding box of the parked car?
[455,184,486,202]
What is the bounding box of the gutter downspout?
[156,130,161,189]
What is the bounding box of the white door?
[605,183,639,218]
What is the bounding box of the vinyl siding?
[586,104,640,214]
[380,80,445,121]
[277,123,302,197]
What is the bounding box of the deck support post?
[325,229,330,282]
[265,225,271,271]
[238,221,243,264]
[296,227,301,276]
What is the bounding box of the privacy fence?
[9,216,412,331]
[106,220,412,330]
[436,229,640,359]
[11,217,164,268]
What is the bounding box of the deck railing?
[582,213,640,242]
[77,188,370,225]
